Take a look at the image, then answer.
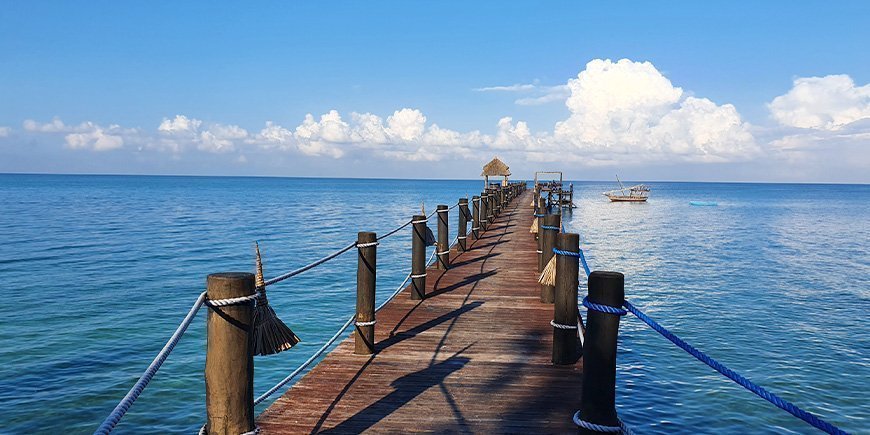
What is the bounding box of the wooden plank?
[259,190,584,434]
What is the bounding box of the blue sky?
[1,1,869,182]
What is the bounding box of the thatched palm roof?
[481,157,511,177]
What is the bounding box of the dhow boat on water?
[604,175,650,202]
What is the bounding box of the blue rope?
[534,213,547,217]
[582,296,627,316]
[552,248,591,276]
[540,225,560,231]
[622,300,848,435]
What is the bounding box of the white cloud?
[386,108,426,142]
[0,126,10,137]
[24,117,71,133]
[64,122,125,151]
[551,58,758,162]
[473,83,538,92]
[199,123,247,153]
[474,80,570,106]
[158,115,202,134]
[769,74,870,130]
[252,121,296,150]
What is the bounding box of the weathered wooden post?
[579,271,625,434]
[355,231,377,355]
[205,273,255,435]
[458,198,469,251]
[471,196,480,240]
[436,204,449,270]
[539,214,559,303]
[486,188,494,218]
[552,232,580,365]
[478,193,487,232]
[411,214,427,300]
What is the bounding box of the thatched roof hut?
[481,157,510,186]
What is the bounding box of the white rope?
[256,268,417,406]
[457,236,466,240]
[411,219,427,224]
[95,292,207,434]
[572,411,622,432]
[354,319,376,327]
[436,251,449,256]
[205,292,259,307]
[356,241,379,248]
[198,424,260,435]
[264,242,357,286]
[550,319,578,330]
[536,250,543,254]
[411,273,427,279]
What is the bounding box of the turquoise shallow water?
[0,174,867,434]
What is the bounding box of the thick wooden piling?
[479,192,488,232]
[355,232,377,355]
[539,214,559,303]
[552,233,580,365]
[579,271,625,434]
[436,205,449,270]
[458,198,469,251]
[411,214,427,300]
[205,273,255,435]
[471,195,480,240]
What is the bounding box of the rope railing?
[95,197,463,433]
[254,247,439,406]
[568,249,849,434]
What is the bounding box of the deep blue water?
[0,174,867,434]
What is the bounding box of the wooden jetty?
[257,188,584,433]
[192,180,624,435]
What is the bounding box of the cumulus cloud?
[24,117,71,133]
[551,59,758,162]
[769,74,870,130]
[64,122,125,151]
[156,115,248,153]
[0,126,10,137]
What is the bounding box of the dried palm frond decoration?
[538,254,557,287]
[251,242,300,356]
[530,217,539,234]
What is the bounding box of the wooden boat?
[604,175,650,202]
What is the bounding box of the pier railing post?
[471,196,480,240]
[552,232,580,365]
[411,214,427,300]
[436,204,449,270]
[539,214,559,303]
[480,192,488,232]
[205,273,255,435]
[458,198,469,251]
[355,231,377,355]
[579,271,625,434]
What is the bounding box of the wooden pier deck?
[258,190,584,434]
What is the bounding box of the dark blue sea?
[0,174,867,434]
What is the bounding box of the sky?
[1,1,868,182]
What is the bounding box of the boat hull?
[606,196,648,202]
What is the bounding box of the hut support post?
[436,205,449,270]
[552,233,580,364]
[355,231,377,355]
[411,214,426,300]
[205,273,255,435]
[579,271,625,434]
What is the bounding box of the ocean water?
[0,174,867,434]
